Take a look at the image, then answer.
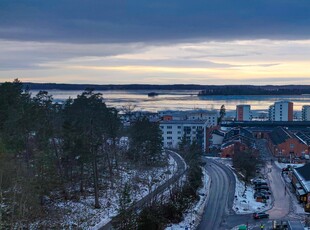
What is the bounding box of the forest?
[0,79,168,228]
[0,79,205,230]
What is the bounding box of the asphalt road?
[99,150,187,230]
[198,140,301,230]
[197,159,236,230]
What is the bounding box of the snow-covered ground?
[233,175,271,214]
[274,161,304,170]
[210,157,272,214]
[165,168,210,230]
[33,153,178,229]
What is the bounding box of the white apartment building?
[269,101,293,121]
[186,110,218,126]
[160,120,208,151]
[302,105,310,121]
[236,105,251,121]
[159,109,218,126]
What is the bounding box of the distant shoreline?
[20,83,310,96]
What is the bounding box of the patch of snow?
[165,168,210,230]
[210,157,272,214]
[32,152,179,229]
[274,161,304,169]
[233,174,271,214]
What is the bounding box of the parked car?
[254,182,268,186]
[254,192,269,199]
[252,179,267,185]
[282,167,289,172]
[253,212,269,219]
[258,190,271,195]
[254,186,269,191]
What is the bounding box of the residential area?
[123,100,310,229]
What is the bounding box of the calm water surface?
[30,90,310,113]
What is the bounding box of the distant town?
[122,100,310,156]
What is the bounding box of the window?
[167,141,172,145]
[160,126,164,129]
[167,131,172,134]
[177,131,181,134]
[290,144,295,149]
[167,136,172,140]
[177,126,181,129]
[167,126,172,129]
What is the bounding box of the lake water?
[30,89,310,115]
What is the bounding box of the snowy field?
[31,153,178,229]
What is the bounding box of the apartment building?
[186,109,218,126]
[302,105,310,121]
[160,120,208,151]
[269,101,293,121]
[236,105,251,121]
[159,109,218,126]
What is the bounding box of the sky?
[0,0,310,85]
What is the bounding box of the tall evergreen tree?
[129,117,163,165]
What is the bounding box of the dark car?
[259,190,271,195]
[254,192,269,199]
[255,182,268,186]
[282,167,289,172]
[252,179,267,185]
[253,212,269,219]
[254,186,269,191]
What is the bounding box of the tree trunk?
[104,145,114,188]
[93,157,100,209]
[80,163,84,193]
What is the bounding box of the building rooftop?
[223,127,254,141]
[160,120,208,125]
[159,109,217,115]
[294,163,310,192]
[212,129,225,137]
[295,131,310,145]
[222,127,255,149]
[295,163,310,181]
[269,127,292,145]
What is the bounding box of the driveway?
[256,139,291,219]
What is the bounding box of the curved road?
[197,159,236,230]
[99,150,187,230]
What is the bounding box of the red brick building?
[220,127,256,158]
[268,127,308,160]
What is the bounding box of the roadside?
[211,157,272,214]
[99,150,187,230]
[165,168,210,230]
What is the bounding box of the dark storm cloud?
[0,0,310,43]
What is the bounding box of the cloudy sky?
[1,0,310,85]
